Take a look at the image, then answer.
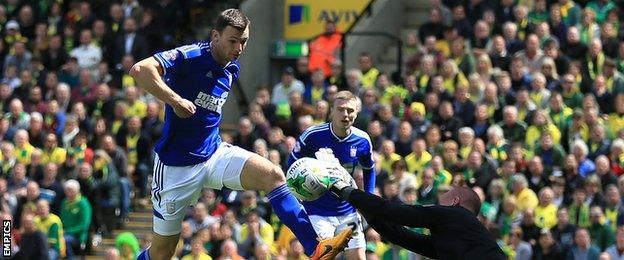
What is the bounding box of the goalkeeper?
[324,176,506,259]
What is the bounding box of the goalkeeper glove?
[314,148,357,192]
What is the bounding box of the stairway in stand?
[377,0,431,75]
[87,207,153,258]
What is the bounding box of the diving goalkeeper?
[325,176,506,259]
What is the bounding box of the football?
[286,157,329,201]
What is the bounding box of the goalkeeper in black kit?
[327,179,506,260]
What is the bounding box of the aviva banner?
[285,0,371,39]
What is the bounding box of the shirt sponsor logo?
[194,91,228,113]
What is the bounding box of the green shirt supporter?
[562,91,584,109]
[528,10,549,24]
[568,202,590,229]
[589,222,615,251]
[586,0,616,24]
[60,194,92,244]
[498,121,527,143]
[560,1,582,27]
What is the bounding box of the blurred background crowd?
[5,0,624,259]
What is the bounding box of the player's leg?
[212,143,352,258]
[238,152,320,255]
[138,156,204,260]
[308,215,338,243]
[337,213,366,260]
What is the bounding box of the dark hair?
[215,9,250,32]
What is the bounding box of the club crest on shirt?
[294,142,301,153]
[350,146,357,157]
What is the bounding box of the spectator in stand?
[605,226,624,260]
[4,41,32,73]
[70,29,102,72]
[358,52,380,89]
[218,239,244,260]
[588,205,615,251]
[189,202,219,234]
[419,8,445,43]
[113,17,148,68]
[34,199,66,260]
[271,67,304,106]
[303,69,328,105]
[115,232,140,260]
[567,228,600,260]
[15,213,49,260]
[39,163,65,214]
[533,229,566,260]
[308,21,342,78]
[61,179,92,257]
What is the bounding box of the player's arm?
[367,217,438,259]
[130,55,195,118]
[332,186,438,228]
[360,138,376,193]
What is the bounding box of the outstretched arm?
[334,187,438,228]
[367,217,438,259]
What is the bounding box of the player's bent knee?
[264,166,286,191]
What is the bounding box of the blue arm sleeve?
[363,168,376,193]
[360,136,376,193]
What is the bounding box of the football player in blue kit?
[131,9,352,260]
[289,90,376,260]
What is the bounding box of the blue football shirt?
[152,42,239,166]
[289,122,375,216]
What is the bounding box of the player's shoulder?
[299,123,330,143]
[174,42,211,59]
[350,127,372,143]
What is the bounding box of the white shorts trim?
[151,142,252,235]
[309,213,366,249]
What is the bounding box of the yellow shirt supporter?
[380,153,402,174]
[525,123,561,150]
[34,213,66,257]
[240,221,274,251]
[514,188,539,212]
[361,68,380,89]
[181,253,212,260]
[608,113,624,135]
[535,204,558,229]
[405,151,432,174]
[443,72,468,94]
[380,85,409,105]
[14,143,37,165]
[125,100,147,118]
[549,107,573,131]
[42,147,67,165]
[433,169,453,188]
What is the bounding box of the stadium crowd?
[4,0,624,259]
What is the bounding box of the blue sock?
[137,247,150,260]
[267,184,318,255]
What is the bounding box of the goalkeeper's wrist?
[330,185,355,200]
